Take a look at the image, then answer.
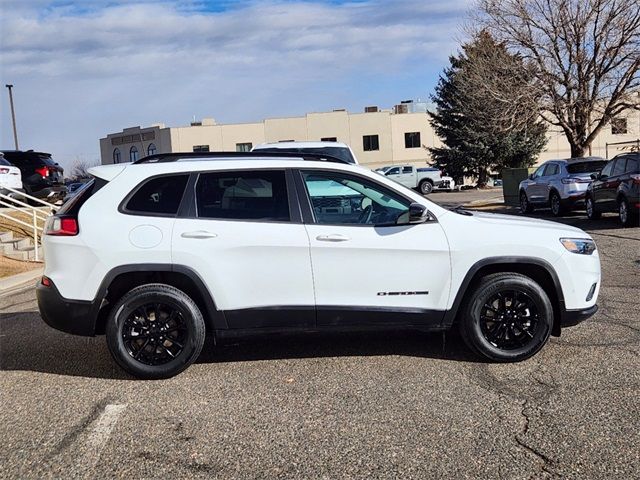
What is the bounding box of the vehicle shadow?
[0,310,478,380]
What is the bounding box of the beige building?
[100,100,640,170]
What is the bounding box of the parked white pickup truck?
[375,165,454,194]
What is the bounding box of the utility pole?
[5,84,19,150]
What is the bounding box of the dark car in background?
[0,150,67,203]
[586,153,640,227]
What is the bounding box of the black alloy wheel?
[479,290,539,350]
[459,272,552,362]
[106,284,206,379]
[122,303,188,366]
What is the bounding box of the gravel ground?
[0,192,638,479]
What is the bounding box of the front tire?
[106,284,206,379]
[619,197,638,227]
[419,180,433,195]
[549,191,564,216]
[585,196,600,220]
[458,273,553,362]
[520,191,534,214]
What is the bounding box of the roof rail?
[133,151,350,165]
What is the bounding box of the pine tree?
[428,32,547,186]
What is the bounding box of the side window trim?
[295,168,414,228]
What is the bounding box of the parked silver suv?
[519,157,608,216]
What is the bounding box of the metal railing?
[0,185,60,262]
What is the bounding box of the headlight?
[560,238,596,255]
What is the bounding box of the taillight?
[562,177,583,184]
[44,216,78,236]
[0,168,9,174]
[35,166,50,178]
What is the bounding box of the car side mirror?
[590,173,598,180]
[529,173,535,180]
[408,203,429,224]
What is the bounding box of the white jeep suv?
[37,151,601,379]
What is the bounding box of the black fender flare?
[442,256,565,334]
[92,263,226,331]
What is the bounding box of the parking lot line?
[83,404,127,469]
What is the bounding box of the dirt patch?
[0,256,41,278]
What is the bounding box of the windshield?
[567,161,607,174]
[255,147,356,164]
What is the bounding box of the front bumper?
[36,279,98,336]
[561,304,598,328]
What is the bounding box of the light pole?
[5,84,19,150]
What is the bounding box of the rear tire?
[619,197,638,227]
[419,180,433,195]
[106,283,206,379]
[458,273,553,362]
[585,196,600,220]
[520,191,534,214]
[549,191,564,216]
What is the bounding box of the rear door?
[602,159,626,210]
[592,160,615,211]
[297,168,451,327]
[526,165,547,203]
[172,168,316,329]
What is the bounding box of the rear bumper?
[561,304,598,328]
[36,279,98,336]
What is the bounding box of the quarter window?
[125,175,189,215]
[363,135,379,151]
[404,132,421,149]
[129,146,139,162]
[302,171,410,226]
[196,170,289,221]
[113,148,121,164]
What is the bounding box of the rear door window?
[544,164,559,176]
[195,170,290,221]
[625,158,639,174]
[125,174,189,215]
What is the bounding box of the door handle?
[316,234,350,242]
[181,231,218,239]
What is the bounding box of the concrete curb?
[0,267,43,297]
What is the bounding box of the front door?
[172,169,315,329]
[298,169,451,327]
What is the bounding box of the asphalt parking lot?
[1,189,638,479]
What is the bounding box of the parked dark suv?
[585,153,640,227]
[0,150,67,202]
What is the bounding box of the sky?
[0,0,472,169]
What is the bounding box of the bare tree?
[70,157,98,180]
[477,0,640,157]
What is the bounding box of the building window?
[612,118,628,135]
[147,143,157,156]
[236,143,252,152]
[113,148,121,164]
[321,137,337,142]
[404,132,421,148]
[193,145,210,152]
[363,135,379,152]
[129,146,139,162]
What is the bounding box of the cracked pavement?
[0,192,638,479]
